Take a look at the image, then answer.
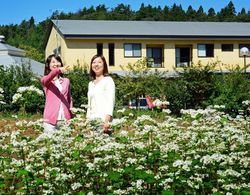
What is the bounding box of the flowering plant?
[12,85,44,113]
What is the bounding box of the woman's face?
[49,57,62,71]
[91,57,104,77]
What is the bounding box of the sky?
[0,0,249,25]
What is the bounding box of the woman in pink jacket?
[41,54,73,132]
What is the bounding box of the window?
[97,43,103,55]
[221,44,233,52]
[53,46,61,55]
[239,44,250,57]
[109,43,115,66]
[124,43,141,57]
[146,47,163,67]
[175,47,191,67]
[197,44,214,57]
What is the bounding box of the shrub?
[177,62,216,109]
[0,87,6,111]
[209,67,250,116]
[12,86,44,113]
[0,64,42,112]
[117,58,168,106]
[67,64,90,107]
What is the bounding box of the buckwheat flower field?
[0,108,249,194]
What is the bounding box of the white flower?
[162,109,171,114]
[153,99,162,107]
[12,93,23,103]
[119,130,128,136]
[117,108,126,113]
[70,107,85,114]
[110,118,127,127]
[131,179,144,190]
[0,87,4,93]
[71,182,82,190]
[86,163,94,170]
[12,85,44,103]
[242,100,250,106]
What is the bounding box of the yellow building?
[45,20,250,75]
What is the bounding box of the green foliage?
[209,68,250,116]
[165,79,191,115]
[116,60,250,116]
[0,59,249,117]
[19,44,44,62]
[117,58,168,106]
[12,87,44,114]
[0,64,42,112]
[178,62,217,109]
[67,64,90,107]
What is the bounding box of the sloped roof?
[0,55,44,77]
[0,42,44,77]
[0,42,25,56]
[51,20,250,39]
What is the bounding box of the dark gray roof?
[52,20,250,39]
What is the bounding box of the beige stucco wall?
[192,40,249,70]
[45,26,250,73]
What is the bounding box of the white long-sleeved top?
[87,76,115,121]
[54,78,65,121]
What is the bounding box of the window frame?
[96,43,103,55]
[197,44,214,57]
[146,47,164,68]
[124,43,142,57]
[221,44,234,52]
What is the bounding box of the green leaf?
[34,177,44,185]
[77,192,86,195]
[162,190,174,195]
[17,169,29,176]
[108,171,121,182]
[72,150,80,159]
[242,191,250,195]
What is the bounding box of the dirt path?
[0,118,41,139]
[0,119,18,131]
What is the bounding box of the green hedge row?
[0,60,249,116]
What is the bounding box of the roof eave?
[63,34,250,40]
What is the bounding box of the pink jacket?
[41,68,73,125]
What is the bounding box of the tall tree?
[162,6,170,20]
[169,4,186,21]
[135,4,161,21]
[93,4,108,20]
[153,6,163,21]
[135,3,148,20]
[109,4,134,20]
[207,7,217,21]
[217,1,236,21]
[186,5,197,21]
[236,8,249,22]
[196,6,207,21]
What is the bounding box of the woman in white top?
[87,54,115,133]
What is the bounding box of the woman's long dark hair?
[44,54,64,77]
[89,54,109,79]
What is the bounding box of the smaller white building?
[0,35,44,77]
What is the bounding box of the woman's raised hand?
[59,65,70,73]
